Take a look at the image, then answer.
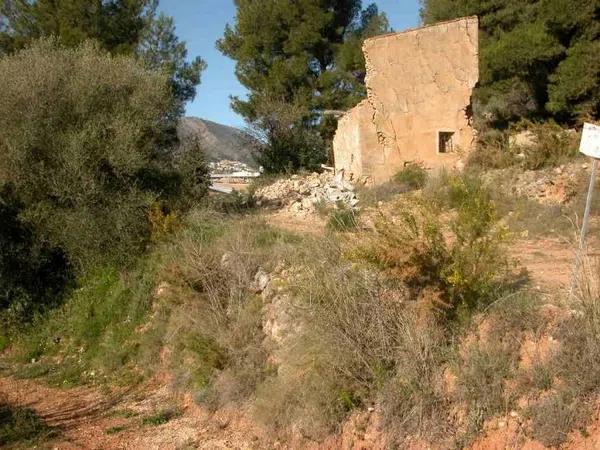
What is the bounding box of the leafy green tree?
[0,186,72,324]
[0,1,206,132]
[218,0,389,171]
[420,0,600,124]
[0,40,206,272]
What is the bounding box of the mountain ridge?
[177,116,255,166]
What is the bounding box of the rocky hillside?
[177,117,255,166]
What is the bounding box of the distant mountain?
[178,117,255,166]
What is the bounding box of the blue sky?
[159,0,421,128]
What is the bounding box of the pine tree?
[218,0,389,171]
[139,13,207,118]
[0,0,151,55]
[420,0,600,124]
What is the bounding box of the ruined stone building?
[333,17,479,184]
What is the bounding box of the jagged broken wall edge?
[333,16,479,184]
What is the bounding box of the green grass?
[105,425,129,435]
[327,207,359,232]
[393,164,428,189]
[6,211,232,388]
[16,266,154,386]
[141,408,181,426]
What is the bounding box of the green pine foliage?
[0,0,153,55]
[218,0,390,172]
[420,0,600,125]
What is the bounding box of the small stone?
[289,201,303,214]
[221,252,232,269]
[251,268,270,293]
[301,198,314,210]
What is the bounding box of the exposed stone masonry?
[333,17,479,184]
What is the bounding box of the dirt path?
[264,210,326,236]
[511,237,575,293]
[0,376,273,449]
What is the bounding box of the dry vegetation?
[3,167,600,448]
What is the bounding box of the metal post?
[569,158,598,297]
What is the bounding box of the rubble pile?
[255,171,359,215]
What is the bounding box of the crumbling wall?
[332,99,376,182]
[333,17,479,184]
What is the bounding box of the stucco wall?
[332,99,374,182]
[333,16,479,184]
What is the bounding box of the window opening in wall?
[438,131,455,153]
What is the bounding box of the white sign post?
[570,123,600,296]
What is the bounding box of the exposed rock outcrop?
[482,161,589,205]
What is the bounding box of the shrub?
[467,130,514,169]
[356,172,511,321]
[529,392,580,447]
[252,236,453,442]
[468,121,579,170]
[393,164,428,190]
[0,187,72,325]
[327,206,359,232]
[247,99,327,174]
[149,216,301,406]
[514,121,579,170]
[0,39,206,274]
[0,400,55,446]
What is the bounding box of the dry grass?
[527,255,600,446]
[12,169,600,447]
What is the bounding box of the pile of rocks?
[255,171,359,215]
